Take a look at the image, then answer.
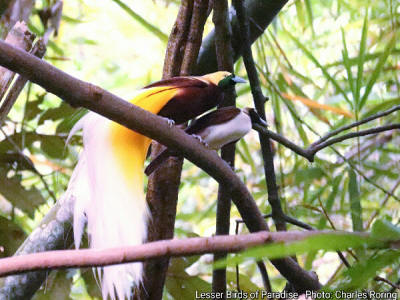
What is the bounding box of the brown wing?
[186,107,241,134]
[144,77,208,89]
[144,75,224,124]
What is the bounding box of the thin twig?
[259,70,400,203]
[366,178,400,229]
[253,123,400,164]
[283,215,313,231]
[0,128,57,202]
[312,124,400,153]
[374,276,400,290]
[311,104,400,146]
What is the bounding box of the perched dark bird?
[67,71,245,300]
[145,106,254,176]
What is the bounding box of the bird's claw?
[163,118,175,127]
[192,134,209,148]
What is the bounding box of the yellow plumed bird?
[67,71,245,299]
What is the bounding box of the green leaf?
[281,97,309,145]
[304,0,314,35]
[61,15,85,24]
[343,250,400,290]
[111,0,168,43]
[237,139,256,173]
[47,40,64,56]
[56,108,87,134]
[226,271,261,291]
[38,102,76,125]
[32,270,72,300]
[0,152,36,172]
[361,97,400,118]
[295,0,306,30]
[317,176,341,229]
[371,219,400,240]
[341,29,355,101]
[0,132,39,154]
[81,269,102,299]
[295,167,325,185]
[359,34,397,109]
[348,169,363,232]
[0,168,46,217]
[355,9,369,108]
[166,258,211,299]
[72,37,98,45]
[215,232,376,269]
[24,94,46,121]
[0,216,27,257]
[40,136,67,159]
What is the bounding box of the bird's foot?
[192,134,209,148]
[163,117,175,127]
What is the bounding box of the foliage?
[0,0,399,298]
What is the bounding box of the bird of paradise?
[67,71,245,299]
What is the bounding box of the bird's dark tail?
[145,148,178,176]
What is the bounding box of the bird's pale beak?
[231,76,246,83]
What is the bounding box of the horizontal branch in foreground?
[0,230,372,277]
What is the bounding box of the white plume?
[69,112,149,300]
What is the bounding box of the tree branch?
[253,123,400,166]
[0,230,376,277]
[232,0,287,232]
[212,0,236,296]
[311,104,400,147]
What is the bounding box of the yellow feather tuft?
[201,71,232,85]
[110,86,179,185]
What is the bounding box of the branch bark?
[0,38,46,126]
[254,123,400,166]
[212,0,236,296]
[232,0,287,232]
[0,230,375,277]
[0,21,34,101]
[0,0,35,39]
